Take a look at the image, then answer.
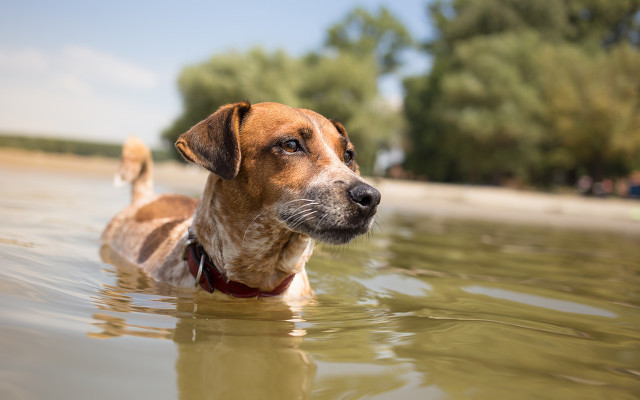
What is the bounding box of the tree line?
[163,0,640,187]
[0,134,171,161]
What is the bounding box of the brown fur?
[102,102,380,300]
[135,195,196,222]
[137,219,185,264]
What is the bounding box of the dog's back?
[102,138,196,279]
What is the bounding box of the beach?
[2,148,639,234]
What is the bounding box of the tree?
[564,0,640,48]
[426,0,569,55]
[161,49,392,172]
[404,0,640,186]
[161,51,398,173]
[438,32,547,183]
[163,7,411,174]
[162,49,300,149]
[427,0,640,52]
[298,52,394,170]
[403,61,462,182]
[539,42,640,180]
[325,6,413,74]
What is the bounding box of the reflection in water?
[174,316,315,400]
[91,214,640,400]
[462,285,618,318]
[305,215,640,399]
[96,245,316,399]
[4,164,637,400]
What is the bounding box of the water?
[1,165,639,400]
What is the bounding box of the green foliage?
[162,49,300,148]
[539,42,640,179]
[163,7,412,174]
[325,6,414,74]
[404,0,640,185]
[403,61,461,181]
[164,55,402,174]
[297,52,387,169]
[0,134,171,161]
[440,32,547,183]
[427,0,568,52]
[564,0,640,47]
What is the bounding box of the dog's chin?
[287,219,374,245]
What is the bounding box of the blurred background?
[2,3,640,399]
[1,0,639,195]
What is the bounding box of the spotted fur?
[102,102,380,300]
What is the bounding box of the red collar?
[183,239,296,298]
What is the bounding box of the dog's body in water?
[102,102,380,300]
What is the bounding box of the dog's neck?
[191,175,313,292]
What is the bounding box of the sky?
[0,0,433,147]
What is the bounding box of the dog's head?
[176,101,380,244]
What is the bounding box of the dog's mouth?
[281,207,376,244]
[278,184,380,244]
[308,222,375,244]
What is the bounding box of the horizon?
[0,0,433,147]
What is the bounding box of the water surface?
[1,165,639,399]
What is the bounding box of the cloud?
[0,45,172,146]
[53,74,93,95]
[0,48,49,72]
[0,45,157,90]
[62,45,157,89]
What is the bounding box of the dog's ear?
[175,101,251,180]
[331,120,360,174]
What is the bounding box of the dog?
[102,101,381,300]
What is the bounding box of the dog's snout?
[348,183,381,215]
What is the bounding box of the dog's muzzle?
[280,180,381,244]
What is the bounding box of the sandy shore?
[2,148,639,234]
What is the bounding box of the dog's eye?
[281,140,300,153]
[343,150,355,164]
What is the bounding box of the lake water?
[1,165,639,400]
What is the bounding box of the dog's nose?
[348,183,381,216]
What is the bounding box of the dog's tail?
[114,136,154,203]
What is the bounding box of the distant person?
[615,179,629,198]
[593,178,613,197]
[629,172,640,199]
[577,175,593,196]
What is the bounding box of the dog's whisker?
[284,212,310,228]
[285,205,314,222]
[286,202,321,220]
[289,210,318,230]
[282,199,316,207]
[366,230,374,242]
[315,212,330,231]
[285,198,315,203]
[291,211,318,230]
[288,202,320,218]
[373,220,382,232]
[242,209,270,246]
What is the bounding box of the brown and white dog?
[101,101,380,300]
